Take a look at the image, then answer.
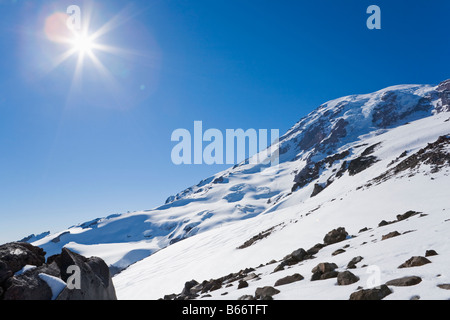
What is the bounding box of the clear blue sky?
[0,0,448,244]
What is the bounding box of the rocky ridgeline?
[0,242,117,300]
[162,210,449,300]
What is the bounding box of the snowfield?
[30,80,450,300]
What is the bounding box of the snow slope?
[113,112,450,300]
[30,80,450,299]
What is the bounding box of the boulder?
[274,274,304,287]
[378,220,391,227]
[425,250,438,257]
[323,228,348,245]
[437,284,450,290]
[281,248,308,266]
[181,279,199,297]
[312,262,338,274]
[255,286,280,300]
[3,272,53,300]
[332,249,346,256]
[311,262,338,281]
[347,256,364,269]
[0,260,12,285]
[398,256,431,269]
[307,243,325,255]
[0,242,46,274]
[396,210,420,221]
[381,231,401,241]
[238,280,248,289]
[337,271,360,286]
[349,285,392,300]
[52,248,117,300]
[0,244,116,300]
[385,276,422,287]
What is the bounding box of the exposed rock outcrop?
[0,243,116,300]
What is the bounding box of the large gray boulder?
[0,243,117,300]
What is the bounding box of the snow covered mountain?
[31,79,450,300]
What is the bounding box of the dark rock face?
[349,285,392,300]
[398,256,432,269]
[274,274,304,287]
[385,276,422,287]
[337,271,359,286]
[436,79,450,112]
[0,243,117,300]
[371,135,450,185]
[292,150,350,192]
[323,227,348,245]
[310,183,325,197]
[347,156,378,176]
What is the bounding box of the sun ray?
[89,5,140,42]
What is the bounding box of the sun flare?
[71,33,95,54]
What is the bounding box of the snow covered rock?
[0,243,116,300]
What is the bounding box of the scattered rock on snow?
[311,262,338,281]
[425,250,438,257]
[349,285,392,300]
[332,249,346,256]
[255,286,280,300]
[396,210,420,221]
[238,280,248,289]
[307,243,325,255]
[1,244,116,300]
[323,227,348,245]
[274,274,304,287]
[347,256,364,269]
[398,256,432,269]
[385,276,422,287]
[337,271,360,286]
[381,231,401,241]
[437,284,450,290]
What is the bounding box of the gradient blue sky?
[0,0,448,243]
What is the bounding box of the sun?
[71,33,95,55]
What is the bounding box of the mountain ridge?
[24,80,450,292]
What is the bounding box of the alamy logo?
[367,5,381,30]
[66,265,81,290]
[171,121,279,168]
[66,5,82,31]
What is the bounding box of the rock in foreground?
[0,242,117,300]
